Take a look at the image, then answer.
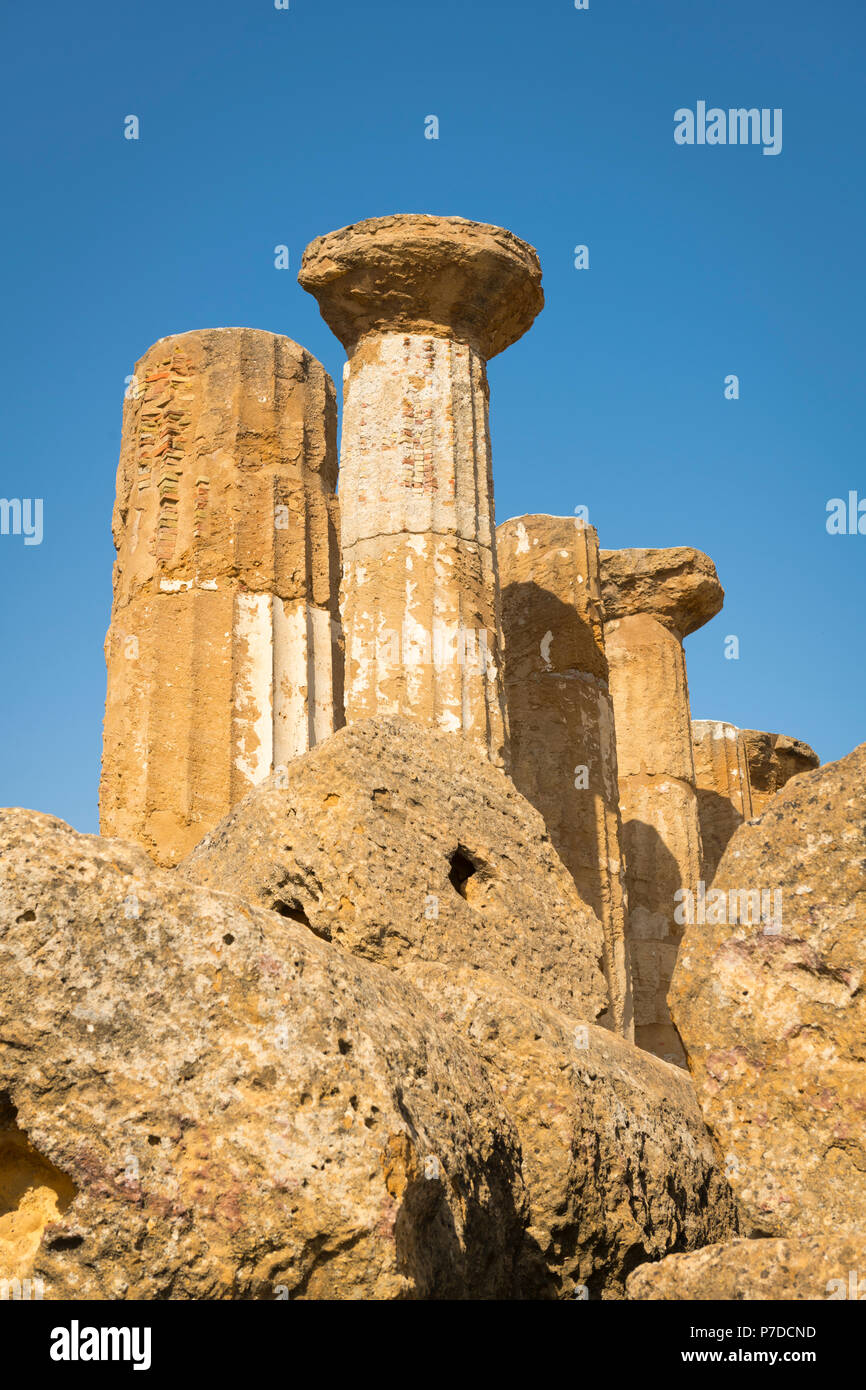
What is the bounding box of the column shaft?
[498,516,632,1036]
[100,327,343,866]
[604,613,702,1063]
[691,720,753,881]
[340,332,506,758]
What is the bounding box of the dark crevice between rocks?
[271,897,331,942]
[272,899,312,928]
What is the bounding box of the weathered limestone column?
[100,327,343,867]
[299,215,544,765]
[498,515,632,1038]
[600,547,724,1065]
[740,729,820,816]
[691,720,753,882]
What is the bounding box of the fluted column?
[299,215,544,765]
[601,547,724,1064]
[100,327,343,866]
[691,720,754,881]
[740,729,820,816]
[498,515,632,1037]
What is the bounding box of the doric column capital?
[299,214,543,359]
[600,546,724,640]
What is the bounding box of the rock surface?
[403,962,738,1298]
[0,808,527,1299]
[627,1234,866,1300]
[182,716,609,1024]
[670,743,866,1239]
[740,729,820,817]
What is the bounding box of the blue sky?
[1,0,863,832]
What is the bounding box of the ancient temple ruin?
[99,215,821,1065]
[7,210,858,1308]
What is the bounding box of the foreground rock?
[182,716,609,1023]
[0,809,526,1299]
[627,1235,866,1300]
[403,962,738,1298]
[670,743,866,1239]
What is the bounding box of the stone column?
[740,729,820,816]
[497,515,632,1038]
[600,547,723,1065]
[299,215,544,766]
[100,327,343,867]
[691,720,753,882]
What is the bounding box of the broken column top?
[740,728,820,792]
[298,214,544,358]
[600,546,724,639]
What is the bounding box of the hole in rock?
[448,848,479,898]
[272,899,312,928]
[45,1233,83,1251]
[16,910,36,923]
[223,933,235,945]
[0,1092,77,1282]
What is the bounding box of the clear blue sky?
[1,0,863,832]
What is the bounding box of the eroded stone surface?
[740,729,820,817]
[670,743,866,1240]
[181,716,609,1024]
[627,1235,866,1301]
[601,548,723,1064]
[0,808,526,1299]
[402,962,738,1299]
[692,720,754,881]
[299,217,544,764]
[498,516,632,1036]
[100,327,343,867]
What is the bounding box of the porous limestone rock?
[401,961,739,1299]
[299,216,545,765]
[100,327,343,869]
[497,515,632,1037]
[670,743,866,1240]
[691,720,753,881]
[627,1234,866,1301]
[0,808,527,1300]
[740,729,820,817]
[601,546,724,1065]
[182,716,609,1024]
